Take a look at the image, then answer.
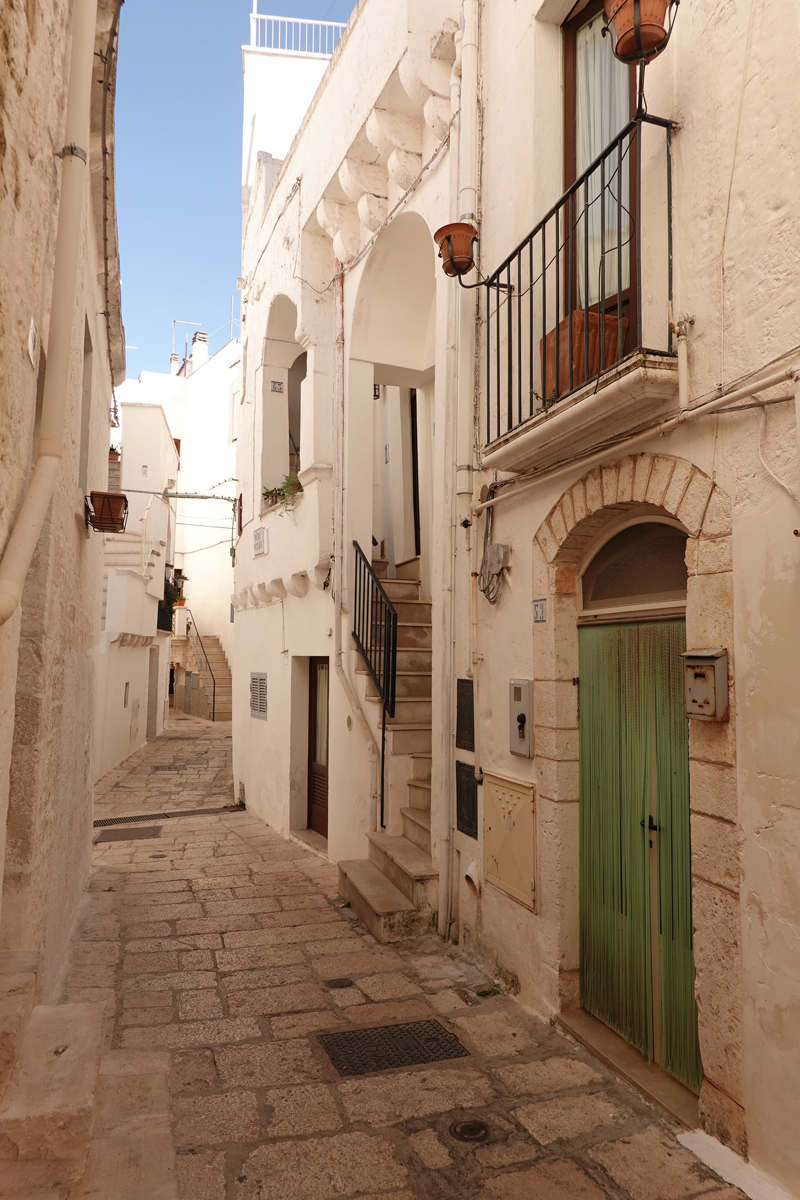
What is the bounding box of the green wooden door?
[579,619,703,1092]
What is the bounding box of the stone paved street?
[56,718,747,1200]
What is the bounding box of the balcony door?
[563,0,636,381]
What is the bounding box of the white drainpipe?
[0,0,99,626]
[331,263,379,829]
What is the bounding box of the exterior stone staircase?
[0,953,105,1195]
[172,633,233,721]
[338,556,438,942]
[100,528,164,630]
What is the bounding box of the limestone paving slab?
[52,715,742,1200]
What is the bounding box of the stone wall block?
[692,878,743,1103]
[560,490,576,533]
[699,1080,747,1158]
[536,522,559,564]
[701,487,732,537]
[550,504,568,546]
[570,480,587,525]
[689,715,736,766]
[684,536,699,576]
[697,535,732,574]
[584,468,603,514]
[685,572,733,649]
[645,455,676,506]
[616,455,634,502]
[533,680,578,730]
[601,460,618,506]
[536,755,579,804]
[691,813,741,893]
[677,471,714,536]
[662,458,694,514]
[632,453,653,501]
[533,725,579,761]
[689,760,738,822]
[532,540,549,598]
[552,565,576,595]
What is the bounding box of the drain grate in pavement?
[93,806,240,828]
[151,764,186,772]
[318,1021,469,1077]
[95,825,163,842]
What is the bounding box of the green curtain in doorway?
[579,620,703,1092]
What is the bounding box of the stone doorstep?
[0,953,39,1102]
[338,860,415,943]
[0,1003,105,1190]
[557,1008,699,1129]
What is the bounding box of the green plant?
[158,573,182,632]
[262,471,303,515]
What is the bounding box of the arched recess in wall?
[261,294,306,491]
[350,212,436,575]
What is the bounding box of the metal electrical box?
[682,649,729,721]
[509,679,533,757]
[484,772,536,910]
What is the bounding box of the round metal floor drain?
[449,1119,489,1143]
[325,978,355,989]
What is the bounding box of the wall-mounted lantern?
[85,491,128,533]
[434,223,478,278]
[603,0,679,64]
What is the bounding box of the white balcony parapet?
[250,11,346,56]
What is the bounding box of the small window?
[250,672,267,719]
[253,527,266,557]
[580,521,688,616]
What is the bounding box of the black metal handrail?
[484,113,674,445]
[184,607,216,722]
[352,541,397,828]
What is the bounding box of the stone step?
[370,558,389,578]
[401,806,431,855]
[0,953,38,1102]
[407,778,432,810]
[366,832,438,911]
[411,754,432,780]
[0,1003,105,1193]
[386,724,431,755]
[337,860,418,943]
[366,696,431,724]
[365,672,430,700]
[379,579,420,601]
[396,624,432,650]
[392,600,431,624]
[396,649,431,673]
[394,556,420,580]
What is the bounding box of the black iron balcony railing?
[352,541,397,828]
[484,114,674,446]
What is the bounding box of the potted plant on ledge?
[262,471,303,514]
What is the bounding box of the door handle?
[640,815,661,832]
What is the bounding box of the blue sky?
[116,0,356,378]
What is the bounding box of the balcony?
[482,115,678,474]
[249,12,346,55]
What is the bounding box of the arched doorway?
[577,518,703,1091]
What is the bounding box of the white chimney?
[169,352,181,375]
[191,330,209,368]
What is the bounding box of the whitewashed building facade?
[232,1,800,1190]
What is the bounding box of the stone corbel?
[339,159,389,233]
[387,149,424,191]
[110,633,155,648]
[254,582,272,606]
[312,557,333,590]
[398,50,451,140]
[285,571,309,598]
[315,198,360,264]
[231,592,243,614]
[365,108,422,159]
[267,578,287,600]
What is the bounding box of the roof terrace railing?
[250,14,346,55]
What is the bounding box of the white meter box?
[483,772,536,910]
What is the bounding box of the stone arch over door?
[532,451,746,1153]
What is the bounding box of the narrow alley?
[50,718,745,1200]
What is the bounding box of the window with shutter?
[250,672,267,719]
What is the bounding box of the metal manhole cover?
[325,978,354,989]
[450,1119,489,1143]
[318,1020,469,1077]
[95,825,163,842]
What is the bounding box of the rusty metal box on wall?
[682,649,729,721]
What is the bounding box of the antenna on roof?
[171,319,203,355]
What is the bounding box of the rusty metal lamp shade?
[86,491,128,533]
[434,222,478,277]
[603,0,679,64]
